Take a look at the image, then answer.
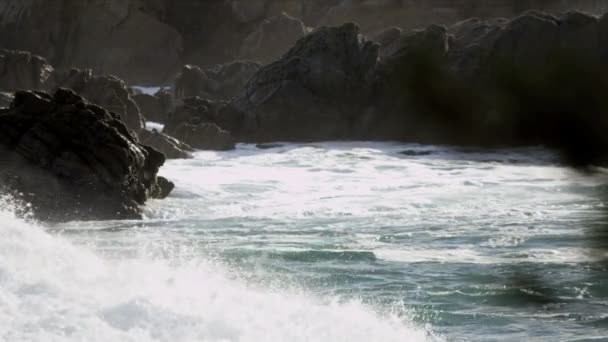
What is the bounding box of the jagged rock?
[174,65,211,101]
[371,26,403,57]
[205,61,261,99]
[367,24,451,140]
[240,13,308,63]
[489,11,560,68]
[0,88,173,221]
[447,18,508,50]
[0,0,182,84]
[0,49,53,91]
[46,68,144,132]
[134,93,169,123]
[172,123,236,151]
[163,97,237,151]
[230,23,379,141]
[139,129,192,159]
[174,62,261,102]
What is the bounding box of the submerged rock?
[0,49,53,91]
[0,88,173,221]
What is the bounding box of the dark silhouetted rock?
[134,93,168,123]
[139,129,193,159]
[164,97,237,151]
[0,88,173,221]
[173,123,236,151]
[231,23,379,142]
[174,62,261,102]
[0,49,53,91]
[240,13,308,63]
[46,68,144,132]
[559,11,599,60]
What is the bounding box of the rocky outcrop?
[366,10,608,164]
[0,88,173,221]
[46,68,144,132]
[139,129,192,159]
[0,49,53,91]
[0,0,182,85]
[172,123,236,151]
[164,97,236,151]
[174,62,261,102]
[240,13,308,63]
[230,23,379,141]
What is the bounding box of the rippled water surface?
[3,142,608,341]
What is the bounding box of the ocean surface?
[2,142,608,341]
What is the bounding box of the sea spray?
[0,195,431,342]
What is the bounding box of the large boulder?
[174,62,261,102]
[0,88,173,221]
[164,97,236,151]
[0,49,53,91]
[230,23,379,141]
[139,129,193,159]
[46,68,145,133]
[240,13,308,64]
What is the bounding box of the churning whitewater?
[2,142,608,341]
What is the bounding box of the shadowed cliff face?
[2,0,608,85]
[0,0,183,84]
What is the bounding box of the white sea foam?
[0,196,431,342]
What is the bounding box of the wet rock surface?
[0,88,173,221]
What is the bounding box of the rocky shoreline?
[2,2,608,220]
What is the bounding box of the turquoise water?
[3,142,608,341]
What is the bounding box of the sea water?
[2,142,608,341]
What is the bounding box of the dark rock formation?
[139,129,192,159]
[0,88,173,221]
[0,49,53,91]
[240,13,308,63]
[164,97,236,151]
[370,10,608,165]
[230,23,379,142]
[174,62,261,102]
[46,69,144,133]
[163,1,253,68]
[172,123,236,151]
[0,0,182,84]
[133,93,171,123]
